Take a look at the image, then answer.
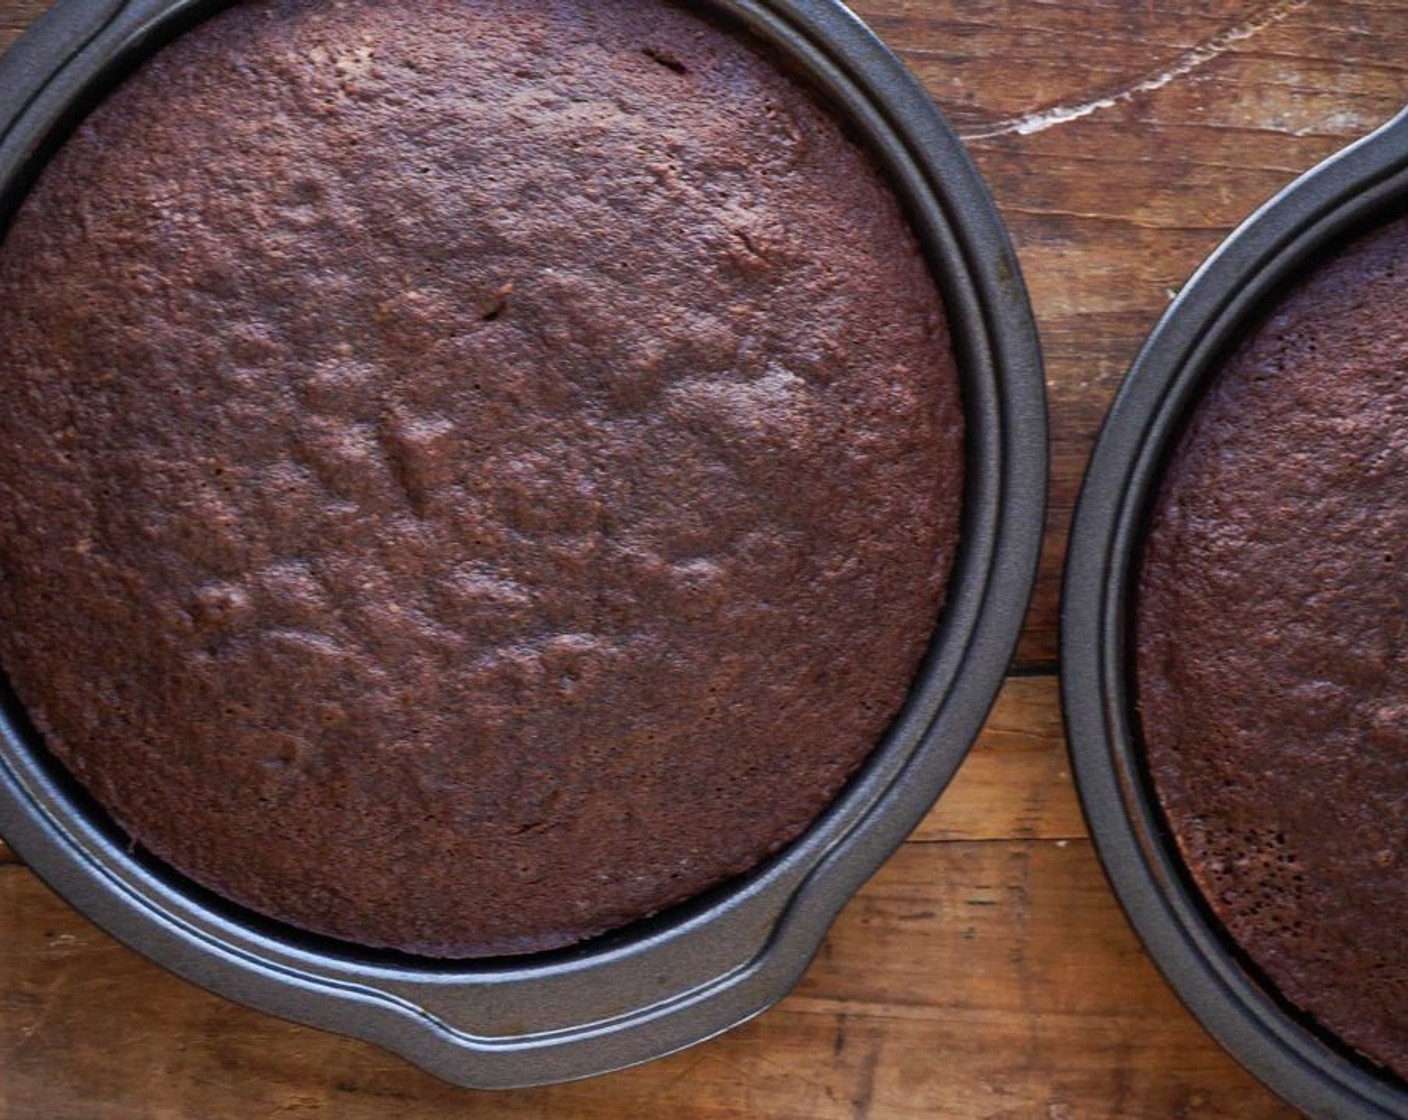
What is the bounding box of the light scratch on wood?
[961,0,1310,140]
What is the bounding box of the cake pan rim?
[1061,107,1408,1120]
[0,0,1048,1088]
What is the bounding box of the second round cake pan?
[1063,108,1408,1120]
[0,0,1047,1088]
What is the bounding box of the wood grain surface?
[1,2,1405,1117]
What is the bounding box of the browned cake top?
[1137,216,1408,1076]
[0,0,963,955]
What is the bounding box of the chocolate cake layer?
[0,0,963,955]
[1137,216,1408,1076]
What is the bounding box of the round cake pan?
[0,0,1045,1089]
[1063,108,1408,1120]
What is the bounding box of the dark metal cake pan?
[0,0,1046,1089]
[1063,107,1408,1120]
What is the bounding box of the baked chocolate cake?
[0,0,963,955]
[1137,216,1408,1077]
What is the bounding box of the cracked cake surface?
[1137,215,1408,1076]
[0,0,963,955]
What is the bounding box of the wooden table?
[1,2,1403,1117]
